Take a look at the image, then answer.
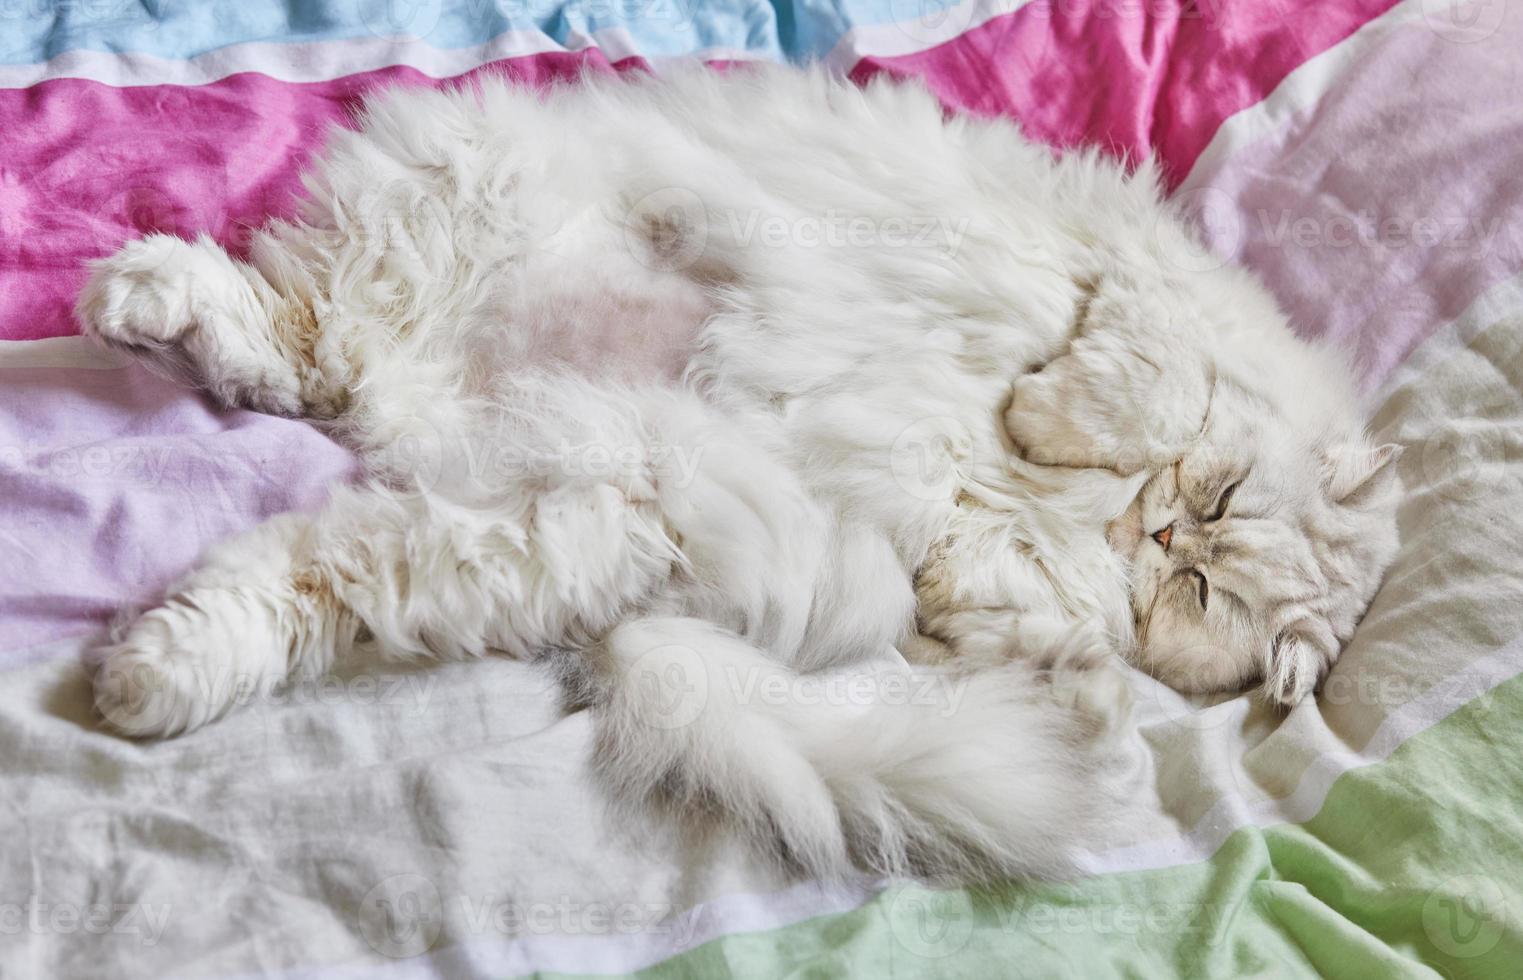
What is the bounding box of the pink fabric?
[1,4,1397,344]
[851,0,1400,186]
[0,51,646,343]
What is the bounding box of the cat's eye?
[1209,481,1241,522]
[1191,570,1209,609]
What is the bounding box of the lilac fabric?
[1194,15,1523,388]
[0,354,356,659]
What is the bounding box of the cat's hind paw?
[88,587,291,738]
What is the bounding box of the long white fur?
[76,65,1399,883]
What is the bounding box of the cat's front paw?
[1004,372,1079,467]
[77,235,307,415]
[1006,371,1164,476]
[1263,629,1333,709]
[77,234,205,355]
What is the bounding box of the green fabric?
[550,672,1523,979]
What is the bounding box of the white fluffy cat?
[76,66,1400,882]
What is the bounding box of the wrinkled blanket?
[2,1,1522,977]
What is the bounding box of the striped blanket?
[2,2,1521,977]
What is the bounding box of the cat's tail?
[570,615,1124,883]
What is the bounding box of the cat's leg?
[76,233,345,417]
[91,383,821,737]
[90,509,355,736]
[90,472,683,736]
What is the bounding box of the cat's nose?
[1151,523,1174,551]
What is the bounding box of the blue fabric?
[0,0,968,66]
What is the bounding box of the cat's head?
[1000,165,1404,705]
[1089,265,1403,706]
[1107,410,1401,706]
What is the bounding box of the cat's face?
[1105,374,1401,706]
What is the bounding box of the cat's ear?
[1323,442,1402,507]
[1264,621,1335,707]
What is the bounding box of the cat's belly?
[470,268,713,388]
